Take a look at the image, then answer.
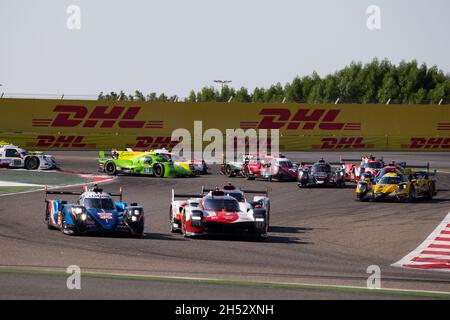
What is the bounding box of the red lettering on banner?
[133,136,178,150]
[45,105,147,129]
[320,138,337,149]
[52,105,87,127]
[35,135,55,148]
[35,135,90,148]
[257,109,291,129]
[287,109,324,130]
[316,137,370,149]
[408,137,450,149]
[257,108,349,131]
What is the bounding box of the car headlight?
[80,213,87,221]
[397,184,406,191]
[71,207,83,215]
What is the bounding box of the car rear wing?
[340,157,361,163]
[171,189,202,202]
[403,162,436,175]
[300,161,342,166]
[45,186,123,202]
[202,186,269,197]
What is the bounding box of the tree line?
[98,59,450,104]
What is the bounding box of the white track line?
[392,211,450,272]
[0,181,44,187]
[0,176,116,197]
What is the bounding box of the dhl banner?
[0,98,448,151]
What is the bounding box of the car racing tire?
[225,165,235,178]
[135,224,144,237]
[105,161,117,176]
[169,206,177,233]
[45,205,56,230]
[408,186,417,202]
[181,213,188,238]
[154,163,165,178]
[61,215,70,235]
[25,156,40,170]
[254,229,268,242]
[426,183,434,200]
[356,195,367,202]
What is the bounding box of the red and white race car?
[244,154,298,182]
[169,185,269,240]
[341,155,385,182]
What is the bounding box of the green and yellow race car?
[98,150,195,177]
[356,171,436,202]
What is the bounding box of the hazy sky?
[1,0,449,98]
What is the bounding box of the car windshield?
[379,176,401,185]
[312,163,331,173]
[377,168,394,177]
[365,162,383,169]
[163,153,186,162]
[414,173,427,180]
[84,198,116,210]
[224,191,245,202]
[278,160,293,168]
[157,154,171,162]
[203,198,240,212]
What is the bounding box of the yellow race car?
[356,171,436,202]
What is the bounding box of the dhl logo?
[240,108,360,131]
[31,135,95,148]
[32,105,163,129]
[404,137,450,149]
[127,136,179,150]
[313,137,373,149]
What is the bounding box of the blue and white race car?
[45,185,145,236]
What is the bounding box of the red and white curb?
[392,211,450,271]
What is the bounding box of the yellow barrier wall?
[0,98,448,151]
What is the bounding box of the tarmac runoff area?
[0,169,113,195]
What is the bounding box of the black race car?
[297,159,345,188]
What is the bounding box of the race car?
[201,184,270,217]
[356,171,437,202]
[341,155,385,182]
[254,156,298,182]
[221,153,297,182]
[169,187,270,240]
[297,159,345,187]
[220,154,247,177]
[0,142,58,170]
[45,185,145,235]
[98,150,195,177]
[220,153,273,178]
[372,161,431,183]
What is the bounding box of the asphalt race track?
[0,152,449,299]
